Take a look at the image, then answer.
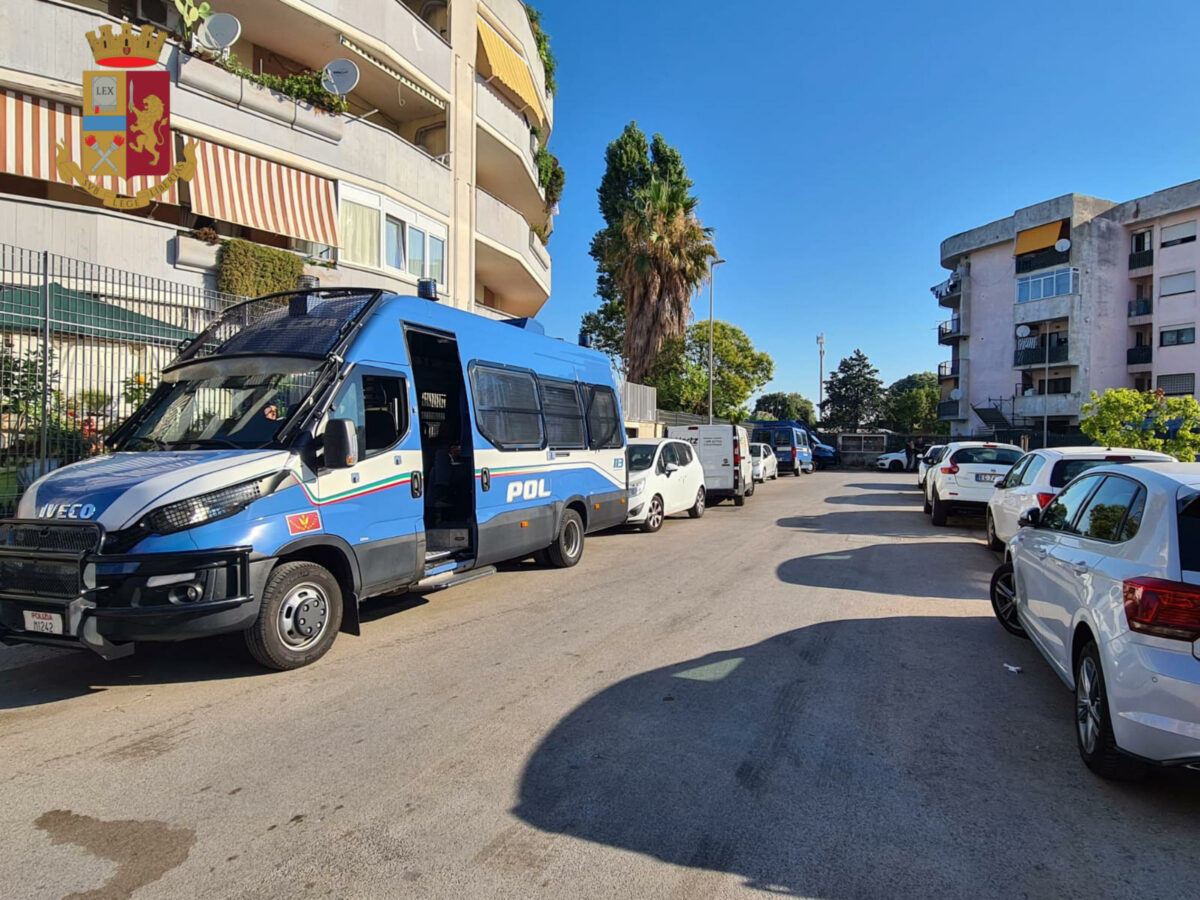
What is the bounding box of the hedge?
[217,239,304,297]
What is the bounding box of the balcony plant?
[216,54,349,115]
[524,5,557,95]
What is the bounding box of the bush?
[217,54,349,114]
[217,239,305,297]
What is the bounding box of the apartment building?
[934,180,1200,437]
[0,0,553,318]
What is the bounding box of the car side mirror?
[1017,507,1042,529]
[665,462,679,474]
[324,418,359,469]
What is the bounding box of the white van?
[665,424,754,507]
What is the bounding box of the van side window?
[538,378,586,449]
[583,384,622,449]
[470,365,545,450]
[362,375,407,457]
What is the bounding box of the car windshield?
[627,445,657,471]
[118,359,321,451]
[952,447,1022,465]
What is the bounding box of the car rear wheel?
[1075,641,1143,780]
[988,562,1027,638]
[641,495,665,533]
[930,490,948,526]
[985,511,1004,551]
[688,487,705,518]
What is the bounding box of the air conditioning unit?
[137,0,181,34]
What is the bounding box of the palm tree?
[606,177,716,383]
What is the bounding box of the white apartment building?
[0,0,554,318]
[934,180,1200,437]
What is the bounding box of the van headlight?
[145,474,281,535]
[629,479,647,497]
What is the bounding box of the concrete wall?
[959,243,1016,431]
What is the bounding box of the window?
[676,443,694,466]
[429,236,445,284]
[1161,271,1196,296]
[1158,373,1196,396]
[1161,327,1196,347]
[583,384,623,449]
[385,216,405,270]
[1075,477,1144,543]
[1050,458,1126,489]
[951,447,1023,465]
[1161,220,1197,248]
[1018,455,1046,486]
[1040,377,1072,395]
[330,373,408,460]
[538,377,585,449]
[1131,230,1152,254]
[340,201,380,266]
[1016,267,1078,303]
[470,365,543,450]
[1002,455,1031,488]
[408,226,426,277]
[1042,475,1101,533]
[658,442,677,474]
[1178,494,1200,572]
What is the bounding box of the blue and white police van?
[746,420,815,476]
[0,286,627,669]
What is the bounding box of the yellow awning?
[1015,221,1065,255]
[477,17,547,129]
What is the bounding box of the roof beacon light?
[417,279,439,301]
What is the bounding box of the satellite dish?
[321,59,360,97]
[1015,324,1031,338]
[950,388,963,401]
[196,13,242,51]
[1054,238,1071,253]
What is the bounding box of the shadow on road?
[513,617,1200,897]
[824,492,918,507]
[778,510,981,540]
[776,542,991,600]
[844,481,922,492]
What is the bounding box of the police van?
[746,420,815,476]
[0,286,627,669]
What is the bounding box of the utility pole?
[817,333,826,417]
[707,258,726,424]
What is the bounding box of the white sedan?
[750,442,779,482]
[626,438,707,533]
[875,450,909,472]
[985,446,1174,549]
[991,463,1200,778]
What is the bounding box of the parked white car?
[875,450,908,472]
[917,444,947,488]
[750,442,779,482]
[626,438,706,533]
[985,446,1174,549]
[990,463,1200,778]
[923,441,1023,525]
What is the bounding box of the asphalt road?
[2,470,1198,900]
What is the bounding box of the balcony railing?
[938,360,960,378]
[1127,346,1153,365]
[1129,249,1154,269]
[1015,247,1070,274]
[937,399,960,419]
[937,318,963,343]
[1128,299,1153,317]
[1014,343,1069,367]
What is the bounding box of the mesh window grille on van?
[470,365,544,450]
[583,385,623,449]
[538,378,586,449]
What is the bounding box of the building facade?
[935,181,1200,437]
[0,0,554,319]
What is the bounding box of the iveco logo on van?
[506,479,551,503]
[38,503,97,520]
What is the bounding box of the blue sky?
[531,0,1200,403]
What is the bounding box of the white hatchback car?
[924,441,1023,525]
[626,438,706,533]
[750,442,779,482]
[990,463,1200,778]
[875,450,908,472]
[917,444,947,489]
[985,446,1174,549]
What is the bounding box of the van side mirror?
[324,418,359,469]
[1017,507,1042,529]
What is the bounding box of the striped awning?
[0,91,180,203]
[190,140,339,248]
[477,17,547,128]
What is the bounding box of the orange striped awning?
[477,17,547,129]
[190,140,339,248]
[0,90,179,203]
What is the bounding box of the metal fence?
[0,243,242,515]
[618,379,657,423]
[656,409,731,427]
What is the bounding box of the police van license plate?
[975,473,999,483]
[22,610,63,634]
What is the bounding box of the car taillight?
[1036,492,1055,508]
[1123,577,1200,641]
[940,463,959,475]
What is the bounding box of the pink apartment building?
[934,181,1200,438]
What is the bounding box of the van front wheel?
[546,509,585,568]
[245,561,343,670]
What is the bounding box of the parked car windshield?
[119,360,321,451]
[627,445,657,471]
[951,447,1022,465]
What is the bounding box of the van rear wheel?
[245,561,343,670]
[546,509,585,567]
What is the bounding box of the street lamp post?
[817,333,825,416]
[708,258,726,424]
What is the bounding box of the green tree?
[646,320,773,421]
[1080,388,1200,461]
[822,349,885,431]
[581,123,696,365]
[888,386,941,433]
[753,391,815,424]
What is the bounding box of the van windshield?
[627,445,657,471]
[118,361,321,451]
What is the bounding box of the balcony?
[937,399,962,420]
[476,78,546,228]
[1015,247,1070,274]
[1014,392,1083,419]
[938,360,960,379]
[1127,345,1153,366]
[1014,343,1070,367]
[1129,248,1154,271]
[937,318,965,344]
[1128,299,1154,318]
[931,276,962,308]
[475,188,551,317]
